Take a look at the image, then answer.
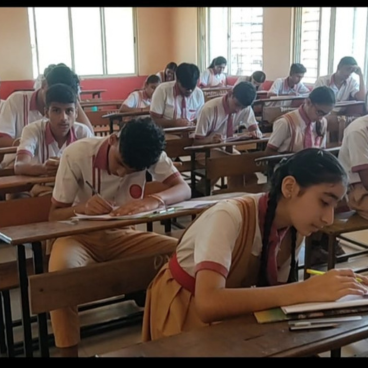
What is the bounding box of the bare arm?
[119,104,149,114]
[354,68,366,101]
[14,153,48,176]
[0,136,15,148]
[359,169,368,191]
[264,146,280,156]
[49,202,87,221]
[150,112,189,128]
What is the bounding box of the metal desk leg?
[0,292,7,355]
[327,234,336,270]
[17,245,33,357]
[109,118,114,134]
[331,348,341,357]
[32,242,49,357]
[204,150,211,196]
[190,151,196,196]
[2,290,14,357]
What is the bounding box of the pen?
[85,180,113,209]
[306,269,363,283]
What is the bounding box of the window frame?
[28,7,138,79]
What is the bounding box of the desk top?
[321,211,368,236]
[0,192,246,245]
[185,133,271,152]
[0,175,55,190]
[0,147,17,155]
[253,96,307,105]
[97,313,368,357]
[81,100,124,108]
[102,111,149,119]
[80,89,107,94]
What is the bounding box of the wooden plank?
[29,251,175,314]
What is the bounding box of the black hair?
[119,117,166,171]
[45,83,77,108]
[337,56,358,69]
[257,148,348,287]
[165,62,177,71]
[208,56,227,69]
[176,63,200,90]
[251,71,266,84]
[46,65,80,95]
[290,63,307,75]
[146,74,160,85]
[232,81,257,107]
[309,86,336,137]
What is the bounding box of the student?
[194,81,261,192]
[0,79,4,113]
[119,75,160,113]
[150,63,205,128]
[199,56,227,88]
[339,114,368,220]
[0,65,93,154]
[14,84,93,197]
[156,62,177,83]
[267,63,309,108]
[142,148,368,341]
[265,86,335,155]
[235,71,266,91]
[33,64,57,90]
[314,56,366,102]
[48,118,191,357]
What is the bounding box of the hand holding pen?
[84,181,113,215]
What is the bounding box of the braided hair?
[257,148,348,287]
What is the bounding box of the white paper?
[281,294,368,314]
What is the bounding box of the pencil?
[306,269,363,283]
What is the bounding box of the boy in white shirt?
[119,75,160,113]
[14,84,93,197]
[150,63,205,128]
[48,117,191,357]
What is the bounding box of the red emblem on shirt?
[130,184,143,199]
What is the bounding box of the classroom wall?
[0,7,294,100]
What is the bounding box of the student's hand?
[302,268,368,302]
[84,195,113,215]
[249,130,263,139]
[175,118,193,127]
[43,159,59,176]
[109,197,161,217]
[354,66,363,76]
[211,133,224,143]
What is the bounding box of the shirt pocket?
[164,101,175,119]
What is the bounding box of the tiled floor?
[2,219,368,357]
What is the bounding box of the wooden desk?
[80,89,107,99]
[0,147,17,155]
[163,126,195,138]
[80,100,124,110]
[97,313,368,357]
[102,111,150,133]
[184,134,270,195]
[0,192,244,357]
[0,175,55,195]
[253,96,307,105]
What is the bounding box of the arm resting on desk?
[358,170,368,192]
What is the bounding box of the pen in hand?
[85,180,113,210]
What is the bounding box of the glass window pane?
[208,8,228,69]
[105,7,135,74]
[33,7,72,73]
[71,7,103,75]
[27,8,39,79]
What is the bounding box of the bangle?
[147,194,166,209]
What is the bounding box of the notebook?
[281,294,368,315]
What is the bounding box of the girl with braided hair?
[142,148,368,341]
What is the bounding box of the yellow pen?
[306,269,363,283]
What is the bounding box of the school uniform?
[49,136,180,348]
[123,90,151,109]
[314,74,359,102]
[0,90,44,168]
[34,74,43,90]
[156,70,173,83]
[200,68,226,88]
[267,77,310,107]
[267,105,327,153]
[142,192,303,341]
[338,115,368,219]
[0,99,4,114]
[150,81,204,123]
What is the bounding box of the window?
[294,7,368,84]
[201,7,263,76]
[28,7,137,78]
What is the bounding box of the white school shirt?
[267,77,310,107]
[150,81,204,122]
[176,193,302,283]
[34,75,43,90]
[16,119,93,165]
[314,74,359,103]
[194,95,261,139]
[200,68,226,87]
[338,115,368,185]
[235,76,251,86]
[0,90,44,140]
[123,90,151,109]
[267,105,327,153]
[0,100,4,114]
[52,137,180,208]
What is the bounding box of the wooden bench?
[0,195,51,357]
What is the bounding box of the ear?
[281,175,299,199]
[44,106,49,118]
[75,105,78,118]
[108,133,118,146]
[305,98,312,107]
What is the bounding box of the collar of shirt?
[45,120,77,146]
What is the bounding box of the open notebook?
[281,294,368,315]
